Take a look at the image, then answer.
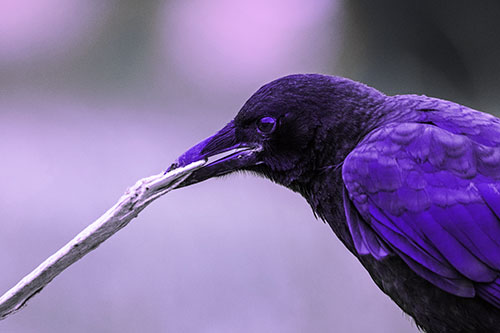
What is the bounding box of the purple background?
[1,1,500,332]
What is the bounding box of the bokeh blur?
[1,1,500,332]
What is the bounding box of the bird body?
[171,74,500,332]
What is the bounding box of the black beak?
[167,121,262,188]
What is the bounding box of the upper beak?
[167,121,262,188]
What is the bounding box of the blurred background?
[1,1,500,332]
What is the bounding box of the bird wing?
[342,115,500,306]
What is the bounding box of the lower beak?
[167,121,262,188]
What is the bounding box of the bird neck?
[313,88,388,173]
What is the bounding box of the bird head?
[168,74,386,190]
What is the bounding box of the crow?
[168,74,500,332]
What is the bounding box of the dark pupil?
[258,117,276,133]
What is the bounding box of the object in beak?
[168,121,261,188]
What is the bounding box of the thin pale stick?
[0,160,206,320]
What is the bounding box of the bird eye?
[257,116,276,134]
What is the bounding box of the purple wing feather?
[393,247,474,297]
[477,278,500,308]
[343,187,390,259]
[477,183,500,218]
[343,114,500,307]
[368,205,462,279]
